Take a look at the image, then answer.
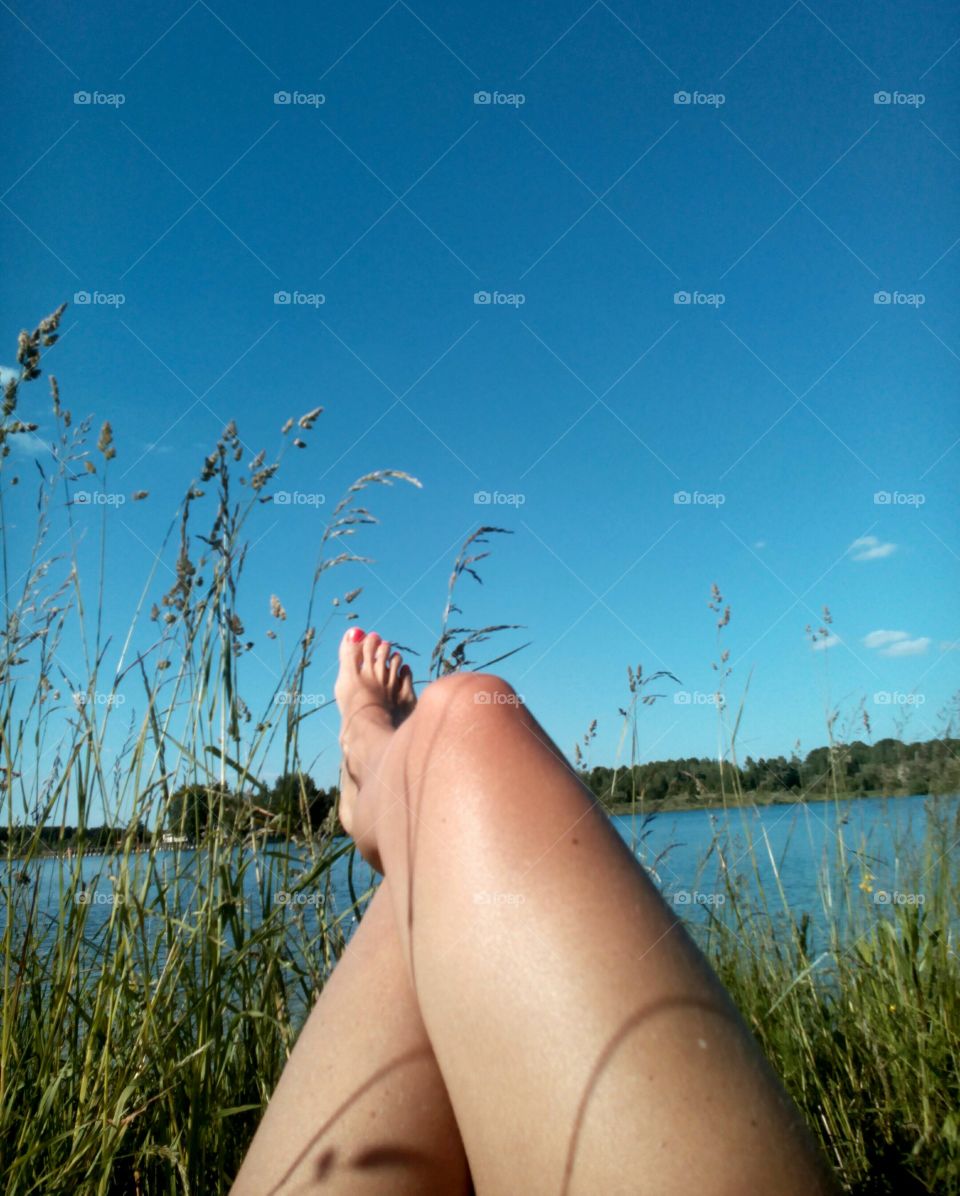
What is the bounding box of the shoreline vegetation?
[605,785,951,815]
[2,310,958,1194]
[3,732,956,853]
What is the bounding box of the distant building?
[160,832,190,846]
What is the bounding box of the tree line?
[580,736,960,808]
[0,772,340,851]
[4,737,958,851]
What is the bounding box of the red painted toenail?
[347,627,365,643]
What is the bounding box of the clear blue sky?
[2,0,958,792]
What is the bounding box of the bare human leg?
[231,633,470,1195]
[335,643,839,1196]
[230,880,471,1195]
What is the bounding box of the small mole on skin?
[571,837,580,846]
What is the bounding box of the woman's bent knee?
[417,671,522,723]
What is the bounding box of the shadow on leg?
[230,879,471,1196]
[354,671,839,1195]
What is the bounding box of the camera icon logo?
[74,291,91,305]
[672,890,691,905]
[873,291,891,304]
[274,91,291,104]
[874,890,890,904]
[673,91,691,104]
[274,291,292,305]
[873,490,891,504]
[474,490,491,503]
[74,491,90,505]
[673,291,691,305]
[873,91,891,105]
[673,490,691,504]
[76,890,90,904]
[473,291,491,304]
[274,491,291,504]
[74,91,91,105]
[473,91,491,105]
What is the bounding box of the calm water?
[614,791,956,916]
[6,793,958,963]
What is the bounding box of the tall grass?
[605,594,960,1195]
[0,308,412,1193]
[2,309,958,1193]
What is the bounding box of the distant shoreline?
[603,789,946,816]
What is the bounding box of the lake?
[6,792,957,968]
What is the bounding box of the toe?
[398,664,416,709]
[374,639,392,686]
[339,627,365,673]
[361,631,382,672]
[387,652,402,697]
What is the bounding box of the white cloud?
[812,634,841,651]
[863,629,930,657]
[863,629,909,649]
[8,431,52,458]
[880,637,930,658]
[848,535,896,562]
[0,365,17,387]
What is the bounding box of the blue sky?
[2,0,959,793]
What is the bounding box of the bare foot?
[335,627,415,862]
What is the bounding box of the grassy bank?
[2,312,958,1193]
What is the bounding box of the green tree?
[268,771,334,835]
